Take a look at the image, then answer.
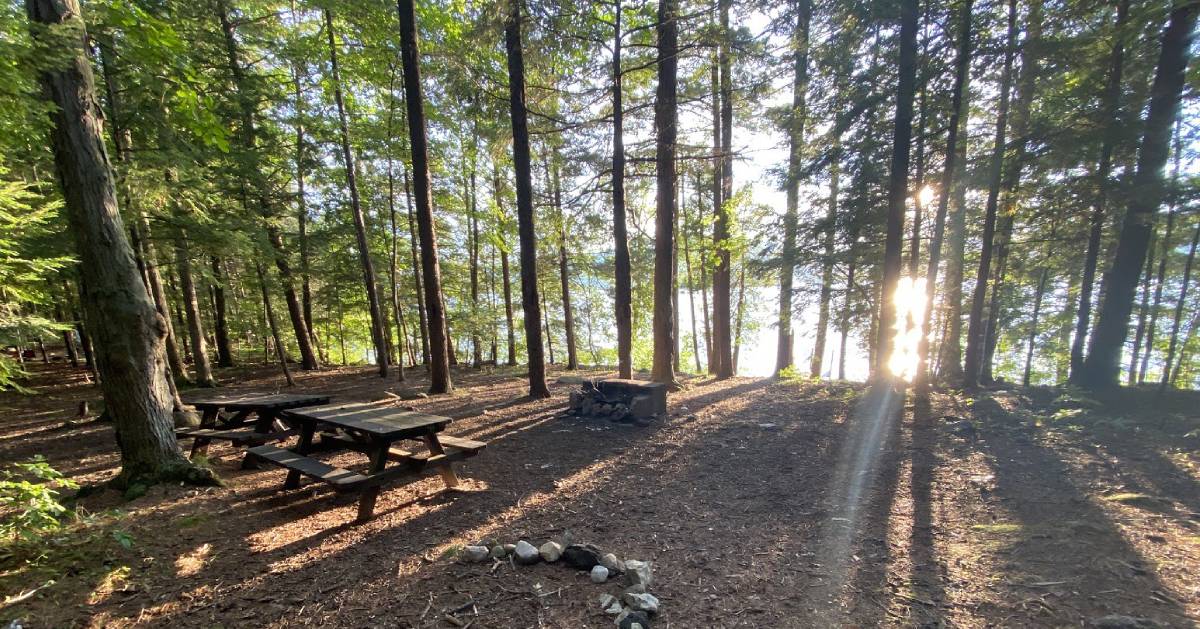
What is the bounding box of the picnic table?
[176,393,331,464]
[248,402,485,523]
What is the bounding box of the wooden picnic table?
[177,393,331,464]
[248,402,485,523]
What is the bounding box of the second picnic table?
[177,393,331,463]
[248,402,485,523]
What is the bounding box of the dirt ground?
[0,361,1198,628]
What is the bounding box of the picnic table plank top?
[185,392,331,411]
[280,403,451,439]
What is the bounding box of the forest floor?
[0,360,1198,628]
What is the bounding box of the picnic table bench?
[176,393,330,464]
[248,402,486,523]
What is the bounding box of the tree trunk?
[404,169,430,366]
[963,0,1017,387]
[292,49,315,349]
[683,196,702,373]
[216,0,317,371]
[386,82,408,382]
[875,0,919,379]
[778,0,811,376]
[255,263,294,387]
[552,162,578,370]
[174,231,215,387]
[325,9,388,378]
[651,0,679,387]
[210,257,234,367]
[504,0,550,398]
[1082,2,1198,389]
[1023,267,1050,386]
[495,167,518,367]
[916,0,971,390]
[611,0,633,379]
[1160,221,1199,390]
[1138,123,1183,383]
[1070,0,1130,383]
[27,0,202,486]
[733,262,746,374]
[397,0,452,392]
[712,0,734,379]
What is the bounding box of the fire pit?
[567,379,667,425]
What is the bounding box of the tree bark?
[255,263,294,387]
[27,0,201,486]
[173,230,215,387]
[1070,0,1130,384]
[397,0,453,393]
[611,0,633,379]
[712,0,734,379]
[504,0,550,398]
[1082,2,1198,389]
[683,195,702,373]
[875,0,918,379]
[403,168,430,367]
[1137,123,1183,383]
[210,257,234,367]
[651,0,679,386]
[963,0,1017,387]
[1023,267,1050,386]
[778,0,811,376]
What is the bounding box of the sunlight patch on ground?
[175,543,213,577]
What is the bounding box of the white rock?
[600,552,625,574]
[514,540,541,564]
[462,545,490,563]
[622,591,659,614]
[624,559,653,587]
[539,541,563,562]
[604,600,624,615]
[590,565,610,583]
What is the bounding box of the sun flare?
[887,276,927,382]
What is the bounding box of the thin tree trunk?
[963,0,1017,387]
[504,0,550,398]
[1138,123,1182,383]
[651,0,679,387]
[1129,236,1157,382]
[778,0,811,376]
[916,0,971,391]
[611,0,633,379]
[256,263,294,387]
[683,196,702,373]
[211,257,234,367]
[553,162,578,369]
[1160,221,1200,391]
[1082,2,1199,388]
[397,0,452,392]
[698,190,712,371]
[386,78,407,383]
[174,231,215,387]
[733,262,746,374]
[27,0,197,486]
[404,169,430,366]
[1023,267,1050,386]
[325,9,388,377]
[495,167,518,367]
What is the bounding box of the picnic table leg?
[355,442,391,524]
[240,410,276,470]
[284,421,316,490]
[191,407,219,458]
[423,434,460,489]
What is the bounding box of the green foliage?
[0,457,79,542]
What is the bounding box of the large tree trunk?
[1070,0,1130,383]
[962,0,1017,387]
[397,0,453,393]
[875,0,918,379]
[216,0,318,371]
[325,9,389,378]
[651,0,679,387]
[611,0,633,379]
[504,0,550,398]
[778,0,811,376]
[916,0,972,391]
[1082,3,1198,389]
[26,0,205,487]
[173,230,215,387]
[712,0,734,379]
[1160,221,1200,390]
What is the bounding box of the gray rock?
[490,544,508,559]
[503,543,517,555]
[622,592,659,614]
[514,540,540,565]
[600,553,625,574]
[621,583,647,597]
[562,543,603,570]
[590,565,610,583]
[539,541,563,562]
[617,610,652,629]
[624,559,652,587]
[1090,616,1163,629]
[462,545,489,563]
[598,593,618,609]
